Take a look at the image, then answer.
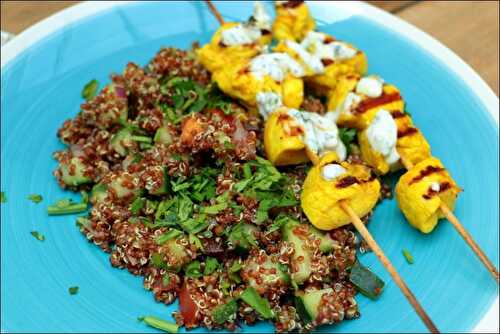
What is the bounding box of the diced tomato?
[179,281,198,327]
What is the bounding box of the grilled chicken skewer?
[329,72,499,282]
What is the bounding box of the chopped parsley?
[184,261,203,278]
[82,79,99,100]
[203,257,220,275]
[68,286,79,295]
[402,249,414,264]
[138,315,179,333]
[47,198,88,215]
[27,194,43,204]
[339,127,357,155]
[30,231,45,241]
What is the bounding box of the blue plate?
[1,1,498,333]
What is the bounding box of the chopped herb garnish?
[204,257,220,275]
[0,191,6,203]
[47,199,87,216]
[27,194,43,204]
[82,79,99,100]
[339,127,357,155]
[212,300,238,325]
[402,249,414,264]
[202,202,227,215]
[239,287,274,319]
[68,286,79,295]
[155,229,183,245]
[184,261,203,278]
[162,274,171,287]
[130,197,145,215]
[138,316,179,333]
[80,191,89,204]
[130,135,153,144]
[30,231,45,241]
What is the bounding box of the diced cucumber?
[109,175,138,199]
[242,254,290,293]
[110,128,133,156]
[309,226,338,253]
[281,219,312,284]
[90,183,108,203]
[297,288,333,322]
[149,167,171,195]
[228,223,259,252]
[154,126,173,145]
[349,261,385,300]
[59,157,92,186]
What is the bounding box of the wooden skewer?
[205,0,225,25]
[203,1,439,329]
[400,156,499,282]
[340,202,439,333]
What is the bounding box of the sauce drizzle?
[353,92,402,114]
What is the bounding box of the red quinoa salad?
[51,45,384,333]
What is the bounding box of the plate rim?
[1,0,498,332]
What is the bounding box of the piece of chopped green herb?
[27,194,43,204]
[81,191,89,204]
[151,253,168,269]
[30,231,45,241]
[82,79,99,100]
[130,197,145,215]
[239,287,274,319]
[339,127,357,155]
[47,200,87,216]
[204,257,220,275]
[202,202,227,215]
[228,261,243,283]
[162,274,171,287]
[155,229,183,245]
[402,249,414,264]
[0,191,6,203]
[138,316,179,333]
[68,286,79,295]
[212,300,238,325]
[189,233,204,251]
[184,261,203,278]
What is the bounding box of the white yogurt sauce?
[250,53,305,82]
[430,182,440,192]
[301,31,357,61]
[287,109,347,160]
[221,24,261,46]
[366,109,400,165]
[321,164,347,181]
[331,92,362,120]
[256,92,283,119]
[285,40,324,74]
[356,76,384,98]
[252,2,272,31]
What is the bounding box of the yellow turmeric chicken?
[327,74,404,130]
[196,2,273,73]
[272,0,315,42]
[357,108,431,175]
[395,157,461,233]
[212,53,305,116]
[274,31,368,95]
[301,152,381,230]
[264,107,346,166]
